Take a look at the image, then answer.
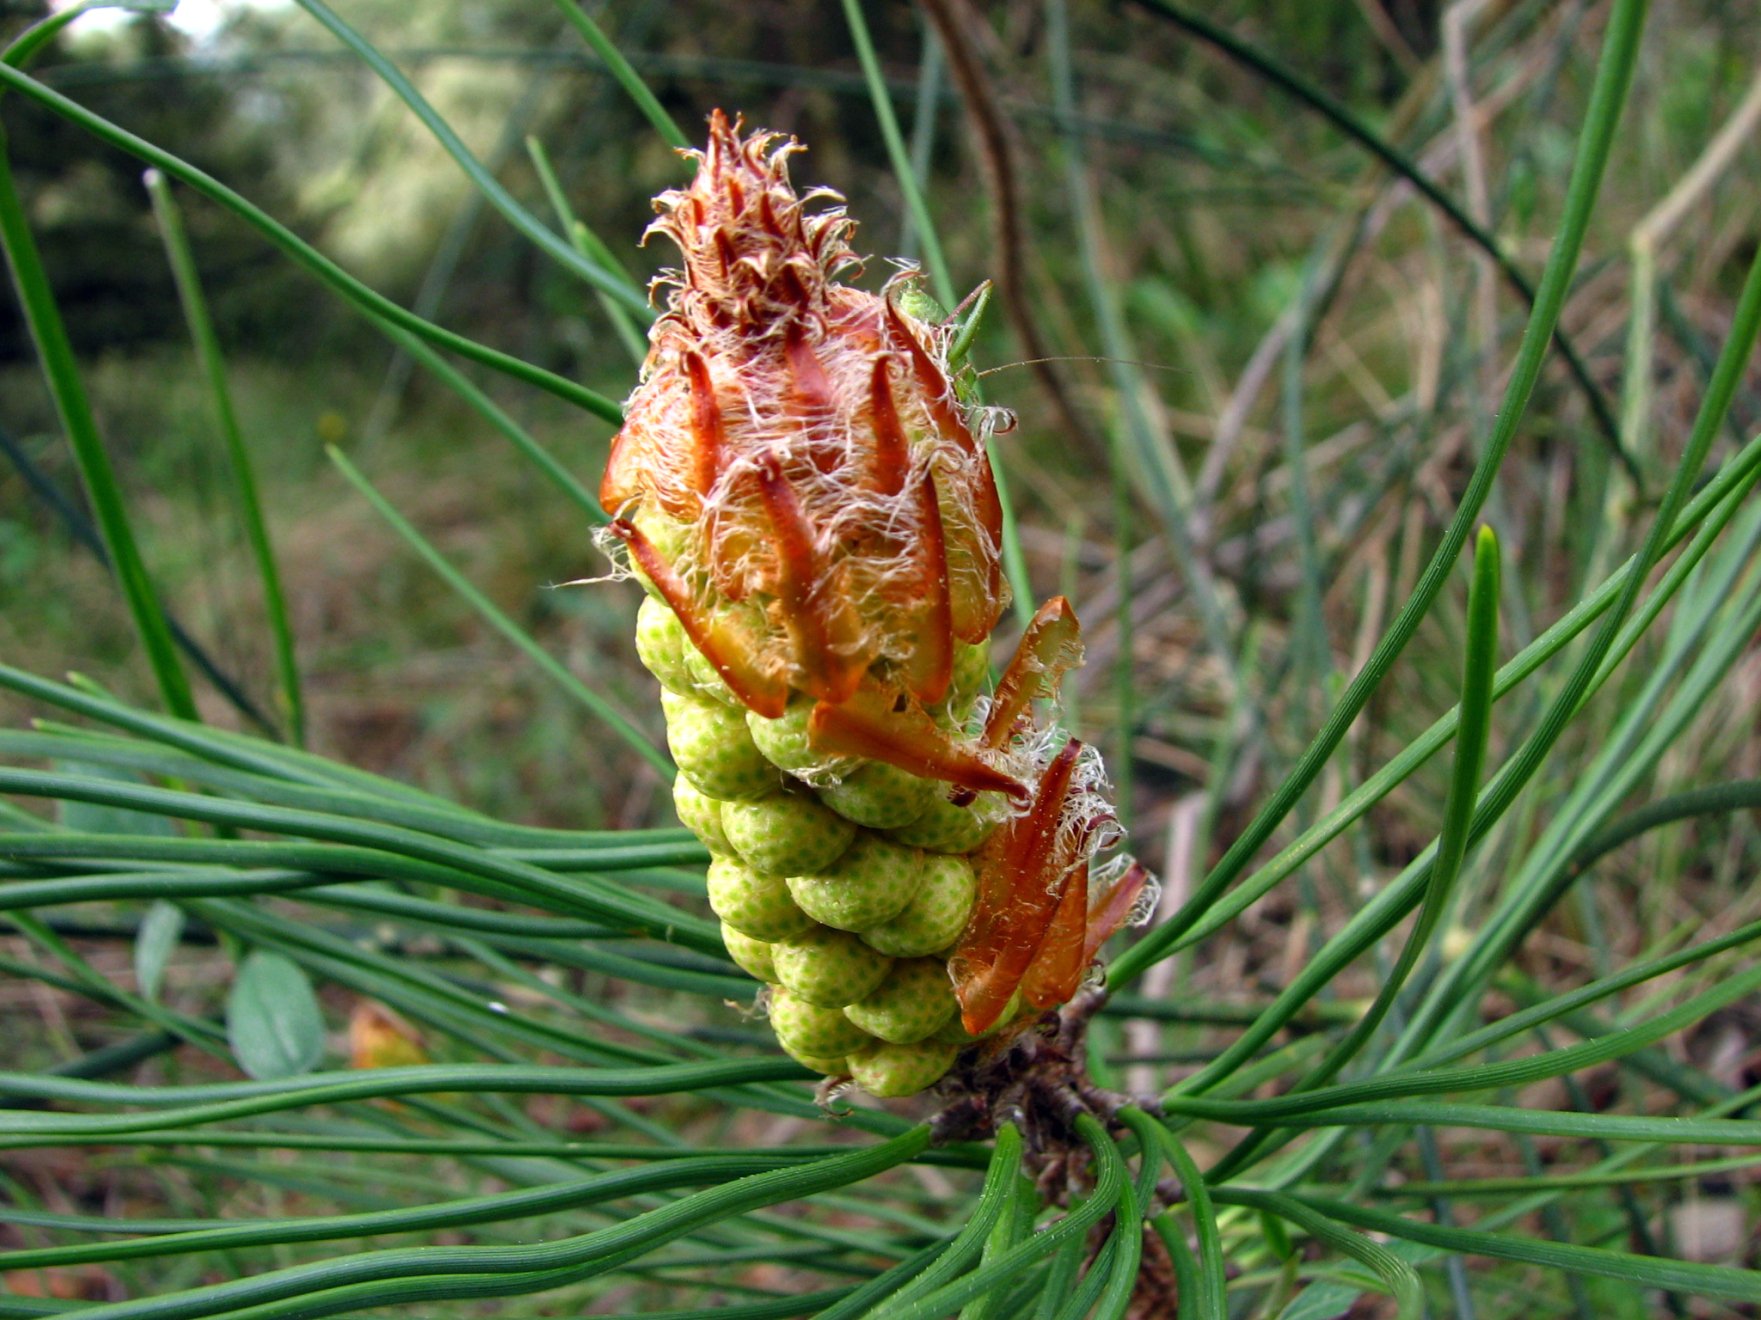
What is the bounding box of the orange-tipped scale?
[807,684,1026,799]
[610,517,789,718]
[948,738,1086,1034]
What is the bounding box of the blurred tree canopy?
[8,0,1754,427]
[1,0,944,372]
[1,11,304,359]
[3,0,1434,374]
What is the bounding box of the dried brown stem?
[927,983,1148,1204]
[915,0,1104,461]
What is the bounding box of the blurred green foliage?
[2,1,1760,1311]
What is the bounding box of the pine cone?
[601,112,1149,1097]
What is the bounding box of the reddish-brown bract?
[805,684,1026,799]
[948,762,1149,1034]
[981,598,1084,750]
[948,739,1094,1033]
[608,516,789,717]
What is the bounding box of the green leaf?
[548,0,689,151]
[133,901,184,1004]
[1166,429,1761,959]
[0,1127,928,1318]
[875,1124,1022,1313]
[1223,1189,1423,1319]
[1384,192,1761,1071]
[1206,525,1502,1179]
[1285,1192,1761,1302]
[53,762,176,838]
[0,140,198,724]
[957,1171,1033,1320]
[291,0,648,318]
[227,951,325,1081]
[840,0,953,306]
[0,764,722,951]
[1276,1282,1367,1320]
[145,169,304,748]
[524,135,648,367]
[0,1151,838,1271]
[0,1059,814,1140]
[1261,1208,1295,1261]
[1122,1108,1226,1319]
[1127,0,1632,474]
[887,1115,1125,1320]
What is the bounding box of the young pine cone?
[601,112,1149,1098]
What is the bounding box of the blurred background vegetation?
[3,0,1759,1309]
[6,0,1757,830]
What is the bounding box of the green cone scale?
[772,925,895,1009]
[706,855,814,942]
[850,1039,962,1099]
[786,835,923,932]
[661,690,779,801]
[860,853,979,958]
[722,791,856,876]
[721,926,777,982]
[671,776,731,854]
[636,596,1005,1089]
[816,762,942,830]
[845,957,959,1044]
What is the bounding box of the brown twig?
[915,0,1105,462]
[927,982,1149,1205]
